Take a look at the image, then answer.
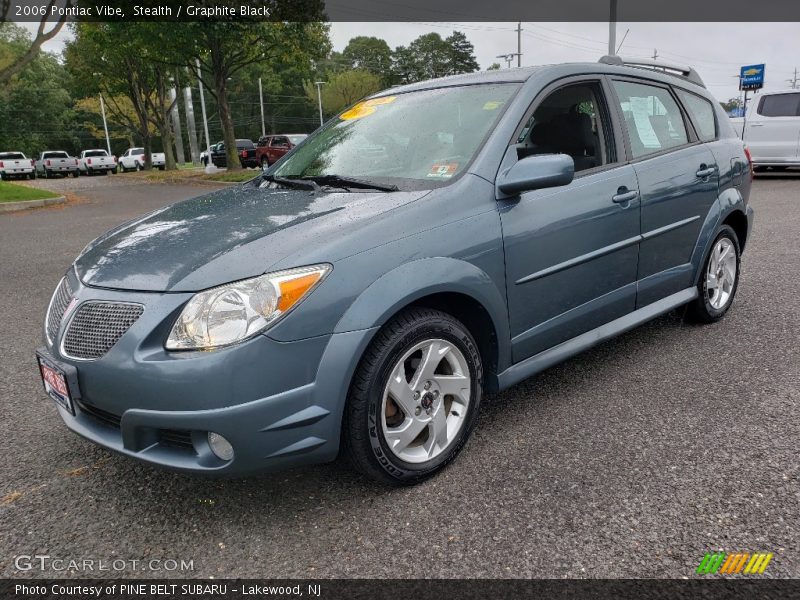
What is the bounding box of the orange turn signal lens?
[277,272,324,312]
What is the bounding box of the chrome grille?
[45,277,73,345]
[62,302,144,360]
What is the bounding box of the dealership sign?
[739,64,765,91]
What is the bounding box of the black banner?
[2,0,800,22]
[3,579,800,600]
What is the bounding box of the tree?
[158,2,327,170]
[342,36,393,86]
[0,24,78,155]
[444,31,479,75]
[720,97,743,113]
[391,31,480,84]
[487,63,502,71]
[0,0,71,86]
[304,70,381,116]
[65,23,180,169]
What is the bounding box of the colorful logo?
[696,552,773,575]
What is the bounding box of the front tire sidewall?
[351,312,483,484]
[697,226,741,321]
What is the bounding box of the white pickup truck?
[119,147,166,172]
[35,151,80,178]
[0,151,35,180]
[79,149,117,175]
[730,89,800,170]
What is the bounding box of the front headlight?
[166,264,331,350]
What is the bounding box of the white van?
[731,89,800,170]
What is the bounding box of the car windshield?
[273,83,519,189]
[288,135,307,144]
[84,150,107,157]
[1,152,26,159]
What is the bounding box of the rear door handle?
[696,165,716,178]
[612,189,638,204]
[749,123,764,127]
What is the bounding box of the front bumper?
[42,272,377,476]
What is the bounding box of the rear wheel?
[72,170,80,178]
[343,308,483,485]
[261,157,269,168]
[29,171,36,180]
[686,225,741,323]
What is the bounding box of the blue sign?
[740,64,765,91]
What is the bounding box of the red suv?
[255,134,307,167]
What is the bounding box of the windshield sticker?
[426,163,459,178]
[340,96,397,121]
[483,101,503,110]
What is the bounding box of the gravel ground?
[0,174,797,579]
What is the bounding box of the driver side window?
[514,82,614,173]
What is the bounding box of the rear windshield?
[84,150,108,157]
[43,151,69,159]
[236,139,255,149]
[131,148,144,154]
[0,152,26,159]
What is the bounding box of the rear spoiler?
[599,55,706,88]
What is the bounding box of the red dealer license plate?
[36,353,74,415]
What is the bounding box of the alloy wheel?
[706,237,737,309]
[381,338,471,464]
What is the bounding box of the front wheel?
[686,225,741,323]
[343,308,483,486]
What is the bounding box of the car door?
[744,92,800,164]
[500,77,641,362]
[270,136,289,162]
[608,78,720,306]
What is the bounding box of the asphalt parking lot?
[0,173,798,579]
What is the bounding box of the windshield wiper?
[262,174,319,191]
[300,174,398,192]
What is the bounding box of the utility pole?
[258,77,266,138]
[169,82,185,165]
[315,81,326,127]
[98,93,111,155]
[196,59,211,162]
[652,49,658,61]
[788,67,798,89]
[516,22,522,67]
[183,74,200,165]
[608,0,617,56]
[496,54,517,69]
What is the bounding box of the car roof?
[371,61,710,98]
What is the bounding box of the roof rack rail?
[598,55,706,88]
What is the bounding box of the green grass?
[202,171,259,183]
[0,181,60,203]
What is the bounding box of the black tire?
[261,157,269,169]
[343,307,483,486]
[72,170,80,178]
[686,225,741,323]
[29,171,36,180]
[0,172,5,181]
[158,166,165,171]
[45,169,51,179]
[135,162,142,172]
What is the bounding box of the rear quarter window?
[676,89,717,142]
[758,93,800,117]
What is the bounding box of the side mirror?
[496,154,575,196]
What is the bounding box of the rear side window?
[676,89,717,142]
[758,93,800,117]
[612,80,689,159]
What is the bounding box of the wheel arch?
[333,257,511,388]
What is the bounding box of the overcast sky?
[29,21,800,102]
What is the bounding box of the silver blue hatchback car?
[37,57,753,485]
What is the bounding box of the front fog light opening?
[207,432,234,461]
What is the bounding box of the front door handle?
[749,123,764,127]
[612,188,639,204]
[696,165,716,178]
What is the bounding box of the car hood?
[75,181,429,292]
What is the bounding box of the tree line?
[0,17,482,171]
